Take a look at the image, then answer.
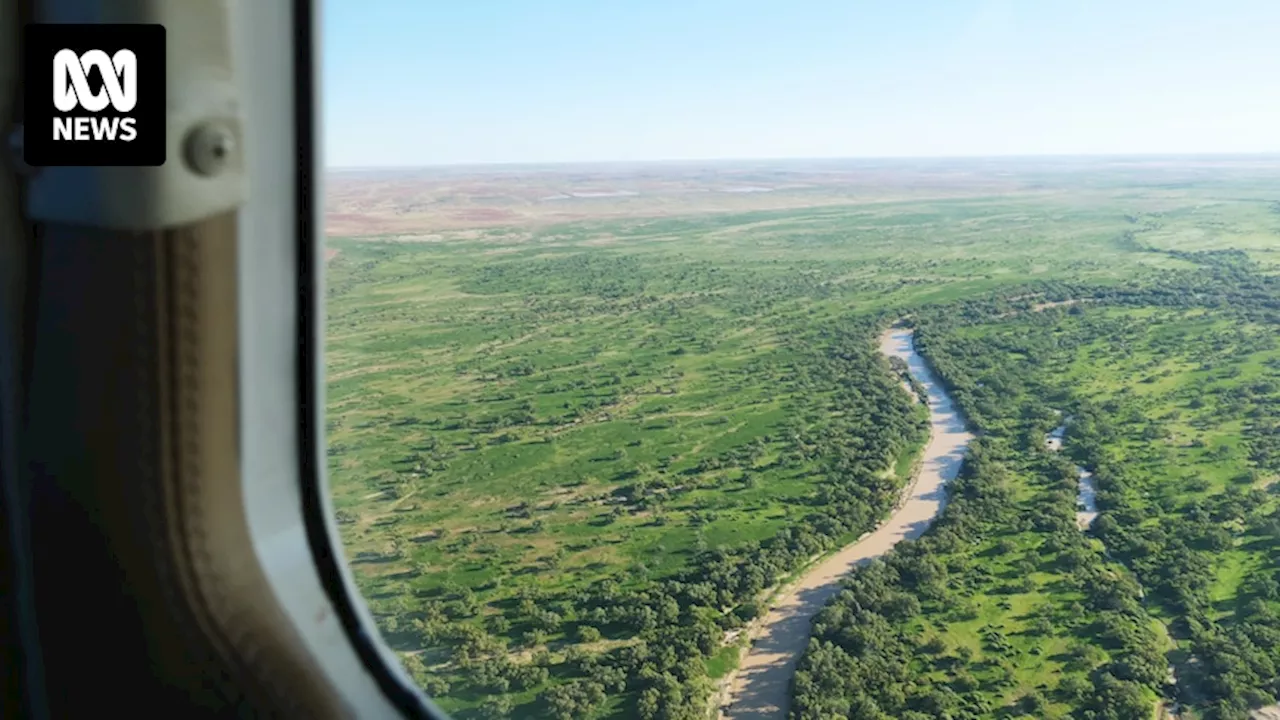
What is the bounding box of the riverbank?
[715,327,974,720]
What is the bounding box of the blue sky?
[323,0,1280,166]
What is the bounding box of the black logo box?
[23,23,166,167]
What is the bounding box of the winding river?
[713,332,1271,720]
[717,328,974,720]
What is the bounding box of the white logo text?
[51,48,139,142]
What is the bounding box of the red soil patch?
[451,208,519,223]
[327,212,375,223]
[325,212,396,236]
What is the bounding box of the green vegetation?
[793,438,1167,720]
[933,299,1280,715]
[326,168,1280,719]
[793,266,1280,719]
[326,232,930,719]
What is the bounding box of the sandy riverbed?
[717,328,974,720]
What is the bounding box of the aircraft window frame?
[0,1,447,714]
[236,0,448,717]
[1,0,43,714]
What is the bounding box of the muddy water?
[1045,421,1098,529]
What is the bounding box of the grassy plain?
[324,158,1280,718]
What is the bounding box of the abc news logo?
[24,24,166,167]
[53,49,140,142]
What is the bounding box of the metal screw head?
[184,121,236,177]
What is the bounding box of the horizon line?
[325,150,1280,171]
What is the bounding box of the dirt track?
[717,328,974,720]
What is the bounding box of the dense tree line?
[1073,405,1280,719]
[792,434,1166,718]
[901,265,1280,719]
[908,248,1280,335]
